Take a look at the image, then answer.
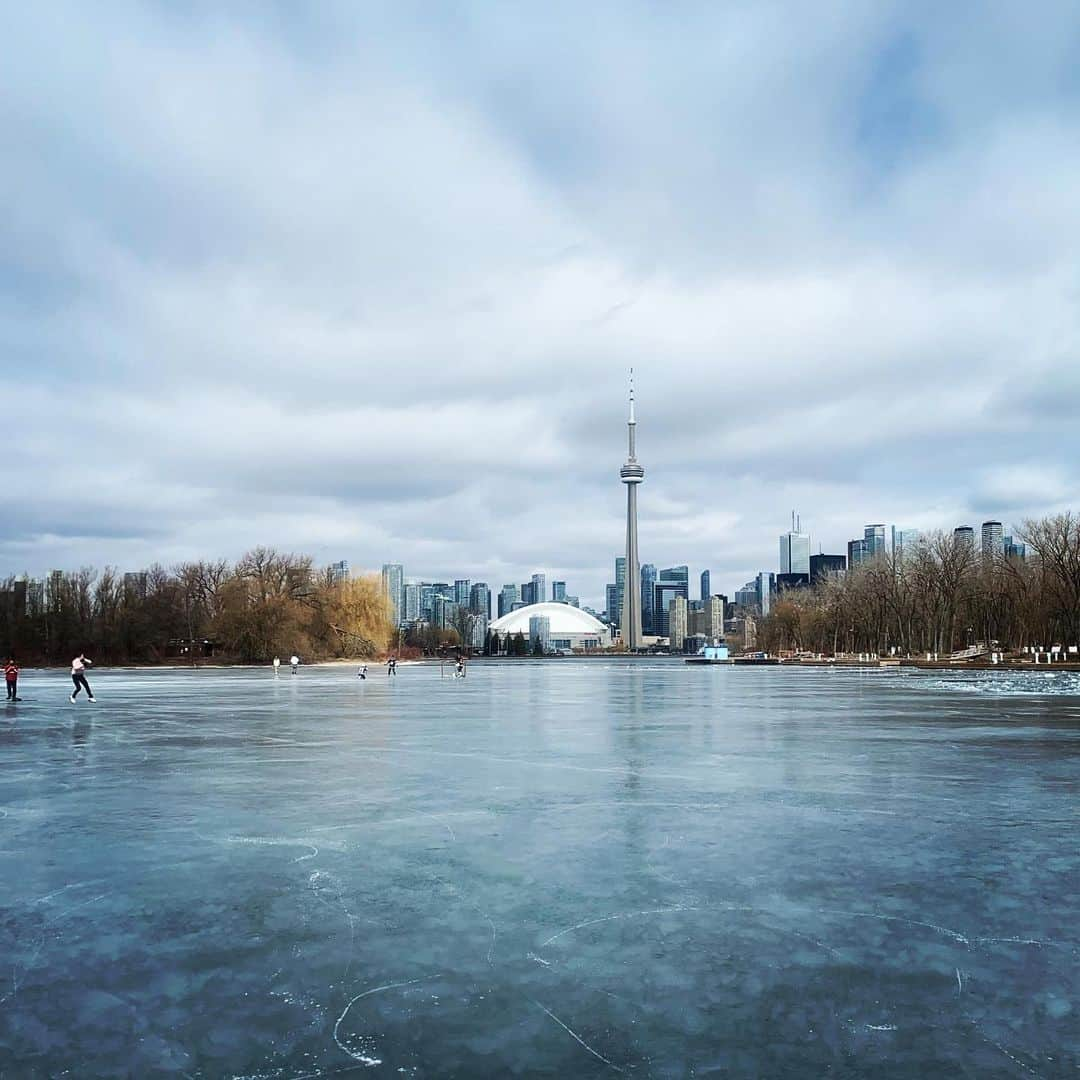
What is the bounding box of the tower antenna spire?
[619,368,645,650]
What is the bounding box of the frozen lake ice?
[1,660,1078,1077]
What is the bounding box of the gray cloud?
[4,2,1080,606]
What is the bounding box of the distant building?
[653,566,689,637]
[498,584,520,618]
[981,521,1004,561]
[1004,536,1027,560]
[26,579,44,615]
[551,580,567,603]
[528,614,551,653]
[403,581,422,623]
[734,580,758,611]
[700,570,711,604]
[432,595,456,630]
[566,596,580,608]
[531,573,546,609]
[454,579,471,607]
[756,571,775,617]
[706,595,725,641]
[779,531,811,575]
[614,557,626,632]
[381,564,404,624]
[469,582,491,619]
[776,572,810,593]
[605,583,619,626]
[420,584,437,621]
[954,526,976,554]
[891,528,919,562]
[863,525,887,560]
[669,596,689,652]
[327,560,349,585]
[809,553,846,585]
[641,563,657,634]
[847,538,868,569]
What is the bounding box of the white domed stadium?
[489,602,610,652]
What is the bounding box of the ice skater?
[455,657,466,679]
[290,654,300,674]
[387,656,397,676]
[357,665,367,680]
[70,653,94,702]
[273,656,281,676]
[5,657,19,701]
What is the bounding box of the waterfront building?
[469,582,491,619]
[454,579,471,607]
[490,603,609,652]
[381,563,404,624]
[528,615,550,653]
[619,372,645,649]
[779,531,811,575]
[641,563,657,634]
[327,560,349,585]
[670,596,689,652]
[707,595,724,641]
[891,528,919,561]
[756,571,775,617]
[403,581,422,623]
[700,570,711,604]
[981,521,1004,561]
[614,557,627,632]
[954,526,976,554]
[606,584,619,626]
[498,584,519,618]
[864,525,887,560]
[551,580,567,603]
[653,566,689,637]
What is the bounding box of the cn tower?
[620,370,644,649]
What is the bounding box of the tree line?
[0,548,394,665]
[756,513,1080,656]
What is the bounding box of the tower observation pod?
[620,371,644,650]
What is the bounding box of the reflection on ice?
[0,661,1076,1075]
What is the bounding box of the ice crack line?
[816,908,969,944]
[531,998,625,1073]
[333,975,441,1066]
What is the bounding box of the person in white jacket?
[70,654,95,702]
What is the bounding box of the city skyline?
[5,6,1080,595]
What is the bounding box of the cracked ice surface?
[1,661,1078,1077]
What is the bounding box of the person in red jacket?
[4,657,18,701]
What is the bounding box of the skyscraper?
[864,525,886,560]
[454,579,471,607]
[498,584,519,618]
[403,581,421,623]
[614,557,626,632]
[756,571,775,617]
[891,527,919,561]
[381,563,404,625]
[619,372,645,649]
[954,526,975,554]
[809,553,846,585]
[469,582,491,619]
[981,521,1004,560]
[551,580,567,602]
[653,566,689,637]
[327,560,350,585]
[531,573,546,607]
[779,529,810,575]
[641,563,657,635]
[847,538,868,569]
[700,570,711,603]
[670,596,688,652]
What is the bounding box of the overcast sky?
[4,2,1080,606]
